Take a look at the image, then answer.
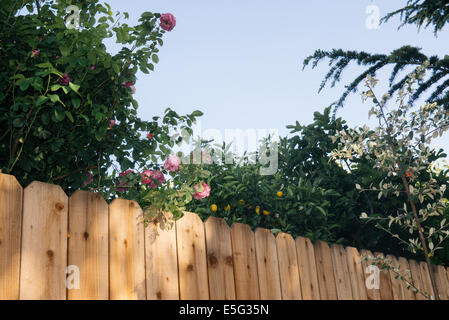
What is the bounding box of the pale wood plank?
[0,173,23,300]
[330,244,353,300]
[360,250,381,300]
[373,252,394,300]
[408,259,426,300]
[204,216,235,300]
[419,261,435,300]
[145,213,179,300]
[68,191,109,300]
[231,223,259,300]
[109,199,146,300]
[398,257,416,300]
[314,240,338,299]
[433,264,449,300]
[387,254,404,300]
[19,181,68,300]
[276,233,301,300]
[254,228,282,300]
[295,236,320,300]
[176,211,209,300]
[345,247,368,300]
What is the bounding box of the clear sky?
[105,0,449,154]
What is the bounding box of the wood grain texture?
[231,223,259,300]
[373,252,394,300]
[254,228,282,300]
[360,250,381,300]
[68,191,109,300]
[176,211,209,300]
[295,236,320,300]
[398,257,416,300]
[433,264,449,300]
[145,213,179,300]
[109,199,146,300]
[330,244,353,300]
[387,254,404,300]
[276,233,301,300]
[408,259,426,300]
[0,173,22,300]
[418,261,435,300]
[345,247,368,300]
[19,181,68,300]
[204,216,235,300]
[314,240,338,300]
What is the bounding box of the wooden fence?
[0,172,448,300]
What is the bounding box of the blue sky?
[105,0,449,153]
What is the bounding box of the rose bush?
[0,0,207,223]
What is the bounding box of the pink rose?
[83,172,93,187]
[121,81,136,94]
[119,169,134,176]
[108,119,116,128]
[141,169,165,188]
[90,65,95,70]
[31,49,39,58]
[160,13,176,31]
[58,73,71,86]
[193,182,211,200]
[164,155,180,172]
[147,133,154,139]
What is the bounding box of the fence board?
[398,257,416,300]
[176,211,209,300]
[360,250,381,300]
[204,216,235,300]
[387,254,404,300]
[408,259,425,300]
[276,233,301,300]
[19,181,68,300]
[145,213,179,300]
[68,191,109,300]
[295,236,320,300]
[330,244,353,300]
[0,173,22,300]
[419,261,435,300]
[314,240,338,299]
[373,252,394,300]
[345,247,368,300]
[109,199,146,300]
[231,223,259,300]
[254,228,282,300]
[433,265,449,300]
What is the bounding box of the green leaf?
[51,84,62,91]
[59,46,71,56]
[49,94,59,103]
[71,97,81,109]
[35,62,54,69]
[69,82,81,95]
[65,111,74,123]
[53,108,65,122]
[152,54,159,63]
[36,96,49,106]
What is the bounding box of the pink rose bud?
[31,49,39,58]
[160,13,176,31]
[193,181,211,200]
[58,73,71,86]
[147,133,154,139]
[164,155,181,172]
[90,65,95,70]
[108,120,116,128]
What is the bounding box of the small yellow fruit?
[255,206,260,215]
[276,191,283,197]
[211,204,218,212]
[225,204,231,211]
[239,199,245,205]
[263,210,270,216]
